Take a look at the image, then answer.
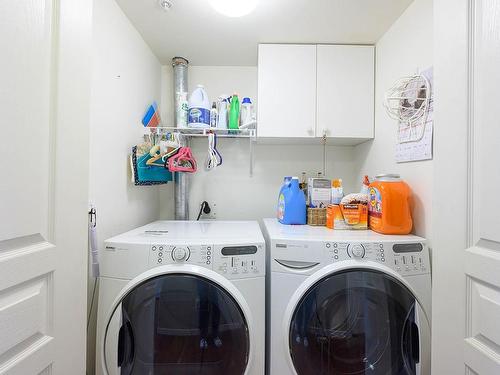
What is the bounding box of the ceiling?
[115,0,413,66]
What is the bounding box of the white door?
[316,45,374,140]
[0,0,91,374]
[433,0,500,373]
[257,44,317,138]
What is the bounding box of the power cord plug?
[197,201,211,221]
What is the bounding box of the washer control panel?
[325,241,429,276]
[149,243,265,278]
[215,244,265,279]
[149,244,213,267]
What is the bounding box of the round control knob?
[350,244,365,258]
[172,247,188,261]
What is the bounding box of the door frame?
[51,0,93,372]
[432,0,493,373]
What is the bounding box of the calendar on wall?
[395,67,433,163]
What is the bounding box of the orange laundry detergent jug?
[368,174,412,235]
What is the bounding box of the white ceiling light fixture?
[158,0,173,11]
[209,0,259,17]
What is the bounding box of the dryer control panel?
[325,241,430,276]
[148,242,265,279]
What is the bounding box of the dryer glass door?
[105,274,249,375]
[289,269,421,375]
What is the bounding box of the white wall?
[355,0,434,240]
[87,0,162,372]
[160,65,358,220]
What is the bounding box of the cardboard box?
[327,204,368,230]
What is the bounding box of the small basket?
[307,207,327,226]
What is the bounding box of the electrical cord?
[197,201,211,220]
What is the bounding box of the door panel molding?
[466,0,476,248]
[0,336,54,375]
[0,242,56,291]
[465,245,500,287]
[47,0,60,244]
[0,234,46,253]
[464,338,500,374]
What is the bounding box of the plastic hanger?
[146,151,166,167]
[168,147,197,173]
[163,147,181,169]
[205,133,222,171]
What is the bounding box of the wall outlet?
[205,202,217,220]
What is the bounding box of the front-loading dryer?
[263,218,431,375]
[96,221,265,375]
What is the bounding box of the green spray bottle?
[228,94,240,130]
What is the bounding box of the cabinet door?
[317,45,374,139]
[258,44,317,138]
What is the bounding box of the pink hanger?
[168,147,197,173]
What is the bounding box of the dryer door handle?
[117,320,135,367]
[411,321,420,363]
[274,259,320,270]
[413,303,423,374]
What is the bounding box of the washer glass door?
[289,269,422,375]
[105,273,249,375]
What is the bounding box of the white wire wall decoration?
[384,74,431,144]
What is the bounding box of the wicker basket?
[307,207,327,226]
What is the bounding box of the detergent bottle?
[368,174,413,234]
[239,97,254,128]
[229,94,240,130]
[278,177,307,225]
[188,85,210,128]
[278,176,293,202]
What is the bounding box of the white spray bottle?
[217,95,229,129]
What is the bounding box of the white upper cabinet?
[257,44,374,143]
[317,45,374,140]
[258,44,317,138]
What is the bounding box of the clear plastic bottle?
[210,102,218,128]
[217,98,228,129]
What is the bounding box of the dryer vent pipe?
[173,57,189,220]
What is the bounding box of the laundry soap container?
[277,177,307,225]
[278,176,293,198]
[368,174,412,234]
[188,85,210,128]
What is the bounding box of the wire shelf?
[146,126,256,139]
[143,125,256,176]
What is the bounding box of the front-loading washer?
[263,218,431,375]
[96,221,265,375]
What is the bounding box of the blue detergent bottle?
[277,177,307,225]
[277,176,292,220]
[278,176,292,199]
